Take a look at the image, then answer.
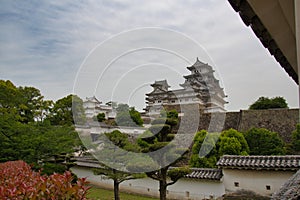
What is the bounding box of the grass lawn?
[87,186,159,200]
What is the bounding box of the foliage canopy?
[96,112,106,122]
[249,96,288,110]
[244,128,285,155]
[291,124,300,154]
[190,129,249,168]
[136,109,189,200]
[0,80,85,174]
[92,130,145,200]
[115,103,143,127]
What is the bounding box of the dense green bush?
[244,128,285,155]
[291,124,300,154]
[96,112,106,122]
[190,129,249,168]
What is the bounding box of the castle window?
[171,100,175,103]
[266,185,271,190]
[234,182,239,187]
[157,100,161,103]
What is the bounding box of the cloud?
[0,0,297,111]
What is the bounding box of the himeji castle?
[144,58,227,115]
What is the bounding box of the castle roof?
[217,155,300,171]
[85,96,102,104]
[187,57,205,68]
[187,57,214,73]
[150,80,170,88]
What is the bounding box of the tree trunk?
[159,180,167,200]
[114,180,120,200]
[159,168,168,200]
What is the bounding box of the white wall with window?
[222,169,294,196]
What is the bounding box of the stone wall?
[196,108,299,143]
[238,109,299,143]
[144,108,299,143]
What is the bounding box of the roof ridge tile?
[217,155,300,170]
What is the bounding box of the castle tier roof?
[146,90,167,96]
[187,58,214,73]
[85,96,102,104]
[183,73,204,78]
[217,155,300,171]
[150,80,170,88]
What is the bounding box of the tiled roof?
[185,168,223,181]
[217,155,300,170]
[75,157,223,180]
[151,80,170,88]
[227,0,298,83]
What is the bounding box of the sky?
[0,0,298,111]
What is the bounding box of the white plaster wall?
[72,166,225,200]
[167,178,225,199]
[223,169,295,196]
[83,101,95,109]
[90,126,146,135]
[83,101,115,119]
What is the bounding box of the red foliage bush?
[0,160,90,199]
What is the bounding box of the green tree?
[0,80,21,110]
[116,103,130,113]
[18,86,45,123]
[48,94,86,125]
[190,129,249,168]
[92,130,144,200]
[137,110,190,200]
[115,103,143,127]
[219,129,249,155]
[94,167,144,200]
[0,118,82,173]
[219,137,242,155]
[129,107,143,126]
[0,80,84,174]
[291,124,300,154]
[0,80,52,123]
[34,100,54,122]
[249,96,288,110]
[0,114,24,162]
[0,80,29,122]
[96,113,106,122]
[244,128,285,155]
[190,130,219,168]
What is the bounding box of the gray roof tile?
[185,168,223,180]
[217,155,300,170]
